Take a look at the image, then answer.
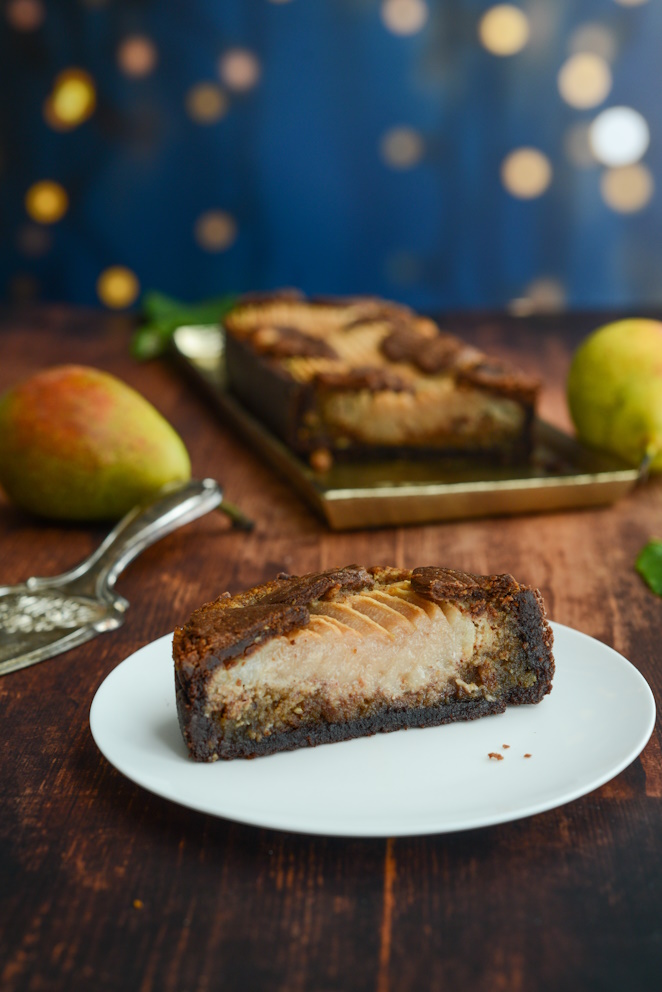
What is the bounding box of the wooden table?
[1,306,660,992]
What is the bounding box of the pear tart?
[174,565,554,761]
[223,291,540,465]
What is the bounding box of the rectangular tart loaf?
[174,565,554,761]
[223,291,540,467]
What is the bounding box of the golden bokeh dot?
[501,148,552,199]
[564,122,596,169]
[526,278,566,311]
[381,0,429,36]
[600,164,654,213]
[25,180,69,224]
[185,83,229,124]
[6,0,45,31]
[479,5,529,57]
[509,278,566,316]
[558,53,611,109]
[380,126,424,169]
[117,36,158,78]
[49,69,96,129]
[613,0,649,7]
[194,211,238,252]
[97,267,141,309]
[218,49,261,92]
[42,96,69,132]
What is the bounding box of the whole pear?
[0,365,191,520]
[567,319,662,471]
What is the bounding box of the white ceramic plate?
[90,622,656,837]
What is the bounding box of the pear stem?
[216,499,254,532]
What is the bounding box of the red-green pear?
[0,365,191,520]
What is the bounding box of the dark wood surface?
[1,306,660,992]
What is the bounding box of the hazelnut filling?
[206,583,498,738]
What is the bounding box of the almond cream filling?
[207,584,496,711]
[318,385,525,446]
[281,323,524,446]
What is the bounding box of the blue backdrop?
[1,0,661,312]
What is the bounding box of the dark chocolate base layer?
[177,684,549,762]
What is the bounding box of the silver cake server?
[0,478,223,677]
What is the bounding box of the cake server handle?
[27,478,224,599]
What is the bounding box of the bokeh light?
[381,0,429,36]
[613,0,649,7]
[24,181,69,224]
[501,149,552,199]
[557,53,611,109]
[568,23,617,62]
[479,5,530,57]
[185,83,229,124]
[218,49,261,91]
[601,164,654,213]
[589,107,649,166]
[47,69,96,130]
[194,211,238,252]
[117,36,158,78]
[97,267,140,309]
[5,0,44,31]
[564,123,596,169]
[380,126,424,169]
[526,277,566,311]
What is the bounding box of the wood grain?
[0,306,660,992]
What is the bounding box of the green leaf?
[141,290,183,323]
[636,540,662,596]
[130,292,237,361]
[130,325,170,360]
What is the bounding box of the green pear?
[567,319,662,471]
[0,365,191,520]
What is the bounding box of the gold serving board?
[172,324,640,531]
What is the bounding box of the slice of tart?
[174,565,554,761]
[223,291,540,467]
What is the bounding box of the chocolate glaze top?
[224,291,541,404]
[250,325,338,360]
[314,366,412,393]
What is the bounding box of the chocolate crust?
[174,565,555,762]
[180,694,514,762]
